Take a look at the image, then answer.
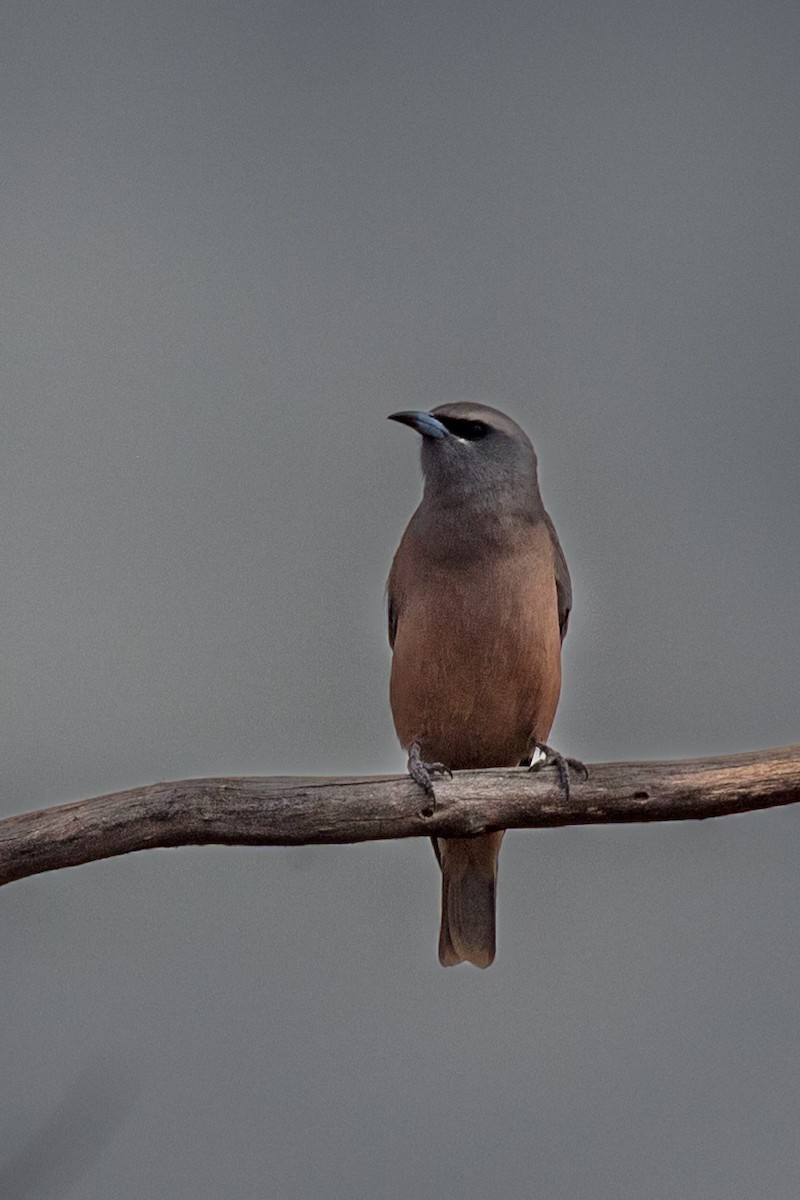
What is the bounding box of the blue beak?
[388,410,449,440]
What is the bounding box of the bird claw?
[528,742,587,800]
[407,742,453,800]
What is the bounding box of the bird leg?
[407,742,452,799]
[528,742,588,801]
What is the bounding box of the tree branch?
[2,744,799,888]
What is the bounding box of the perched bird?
[387,402,576,967]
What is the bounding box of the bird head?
[388,402,541,515]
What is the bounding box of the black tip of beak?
[388,411,448,440]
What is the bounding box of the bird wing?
[387,590,399,649]
[386,530,412,650]
[545,514,572,642]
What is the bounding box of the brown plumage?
[387,402,571,967]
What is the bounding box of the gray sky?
[3,1,800,1196]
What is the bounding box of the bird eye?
[437,416,491,441]
[467,421,489,439]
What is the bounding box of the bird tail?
[437,832,503,968]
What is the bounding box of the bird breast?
[388,520,562,769]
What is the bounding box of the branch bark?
[2,744,799,887]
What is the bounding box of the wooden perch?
[1,744,799,888]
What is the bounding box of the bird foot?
[528,742,587,800]
[407,742,452,800]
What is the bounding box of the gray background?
[3,1,800,1197]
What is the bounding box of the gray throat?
[410,483,546,564]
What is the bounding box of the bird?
[386,402,576,967]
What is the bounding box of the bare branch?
[2,744,799,888]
